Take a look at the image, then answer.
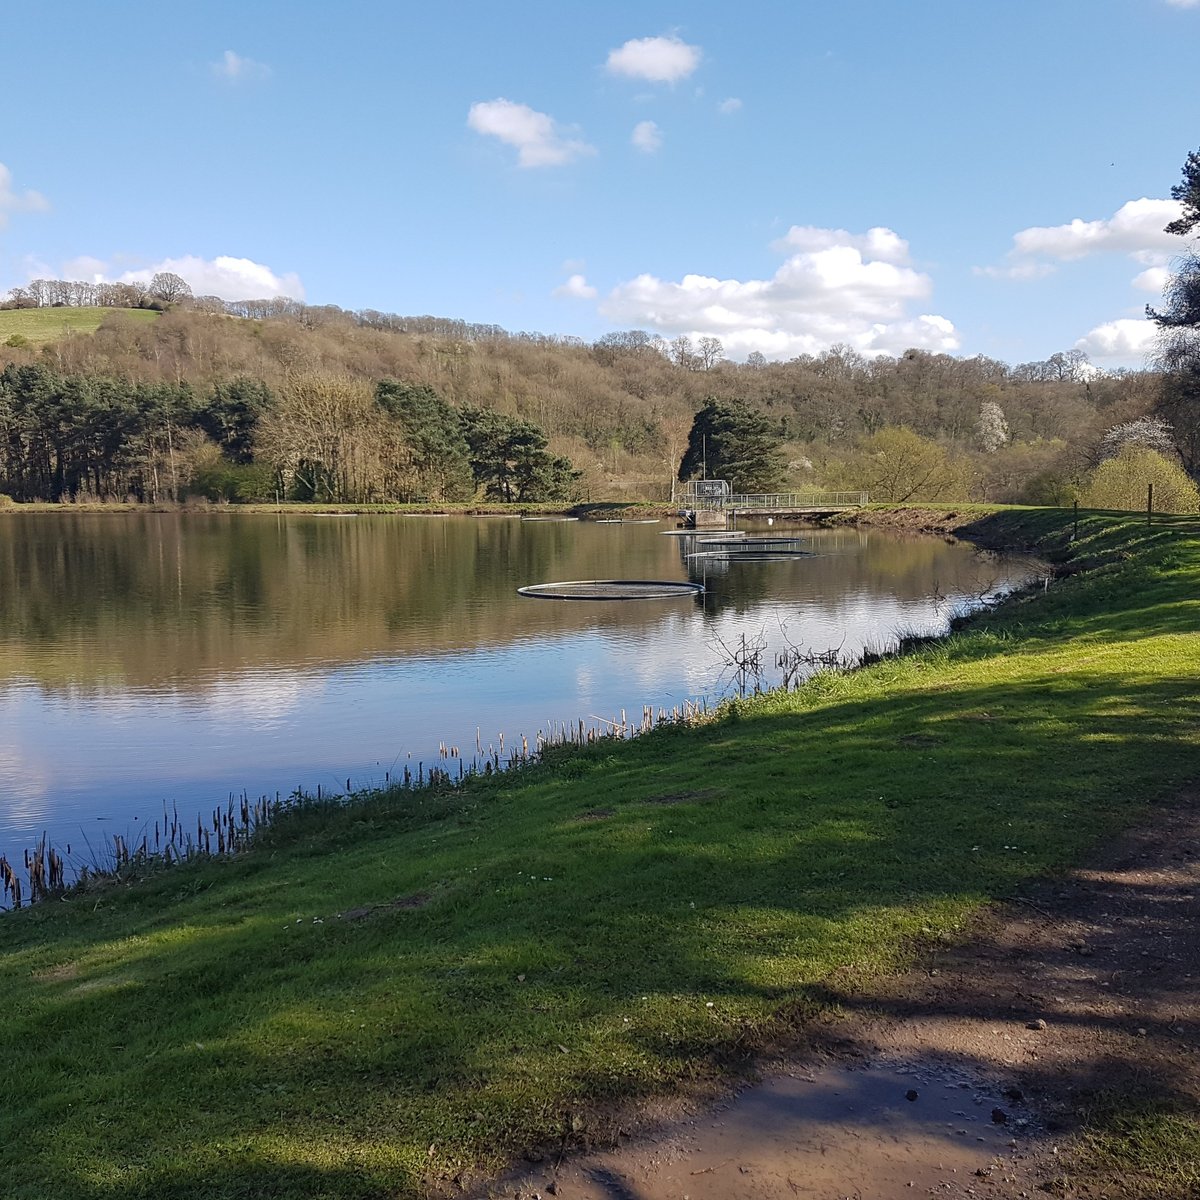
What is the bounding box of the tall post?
[1073,499,1079,541]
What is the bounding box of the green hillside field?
[0,306,160,345]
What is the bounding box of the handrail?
[724,491,868,508]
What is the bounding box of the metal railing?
[678,480,731,509]
[726,491,868,509]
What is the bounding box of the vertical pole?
[1073,499,1079,540]
[166,419,178,502]
[1147,482,1154,527]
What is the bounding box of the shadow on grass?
[70,1161,415,1200]
[5,508,1200,1198]
[6,662,1198,1197]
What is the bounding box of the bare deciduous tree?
[256,371,401,502]
[150,272,193,305]
[669,335,697,370]
[697,336,725,370]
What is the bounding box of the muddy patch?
[35,961,80,983]
[481,797,1200,1200]
[495,1060,1032,1200]
[338,892,431,921]
[641,789,718,807]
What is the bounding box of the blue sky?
[1,0,1198,367]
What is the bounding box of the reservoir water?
[0,512,1040,873]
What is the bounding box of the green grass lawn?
[0,306,160,345]
[2,508,1198,1198]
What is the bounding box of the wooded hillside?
[0,295,1170,505]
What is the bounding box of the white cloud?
[61,255,109,281]
[1010,198,1185,262]
[18,253,53,280]
[467,99,595,168]
[1074,318,1159,361]
[1132,266,1171,293]
[1165,0,1199,8]
[631,120,663,154]
[606,35,702,83]
[773,224,912,265]
[972,262,1057,281]
[717,97,743,114]
[112,255,304,300]
[56,252,304,298]
[554,273,597,300]
[0,163,49,229]
[980,198,1193,294]
[601,226,958,361]
[212,49,271,82]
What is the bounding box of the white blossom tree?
[976,401,1010,453]
[1097,416,1176,463]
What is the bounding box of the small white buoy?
[767,516,774,526]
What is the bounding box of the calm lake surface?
[0,513,1040,868]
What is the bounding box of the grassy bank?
[2,507,1198,1198]
[0,306,160,345]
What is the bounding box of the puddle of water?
[498,1060,1033,1200]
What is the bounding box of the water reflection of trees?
[687,528,1022,624]
[0,516,1029,694]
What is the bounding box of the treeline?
[0,365,580,504]
[0,281,1178,506]
[3,273,194,313]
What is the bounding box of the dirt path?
[486,800,1200,1200]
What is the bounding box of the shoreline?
[0,506,1016,909]
[3,505,1198,1198]
[0,498,680,519]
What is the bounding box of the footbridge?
[679,481,868,529]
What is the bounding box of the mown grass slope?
[1,508,1198,1198]
[0,306,159,345]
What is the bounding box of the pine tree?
[375,380,473,501]
[1149,149,1200,478]
[1165,147,1200,236]
[677,398,785,493]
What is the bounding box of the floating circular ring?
[518,579,705,601]
[688,549,814,561]
[697,536,808,546]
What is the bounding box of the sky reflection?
[0,516,1040,863]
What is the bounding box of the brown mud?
[823,506,993,538]
[484,801,1200,1200]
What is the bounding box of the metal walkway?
[678,481,867,527]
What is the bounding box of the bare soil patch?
[337,891,431,921]
[826,507,973,537]
[488,798,1200,1200]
